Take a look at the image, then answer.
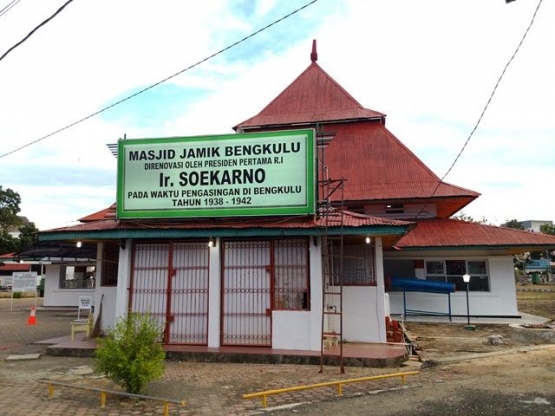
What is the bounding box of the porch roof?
[37,208,413,249]
[16,241,97,262]
[0,263,31,272]
[395,218,555,253]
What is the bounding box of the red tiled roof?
[396,219,555,252]
[46,209,411,233]
[78,203,117,222]
[323,122,479,205]
[41,210,412,249]
[39,210,412,249]
[234,46,384,131]
[0,263,31,272]
[233,41,479,216]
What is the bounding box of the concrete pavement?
[0,298,440,415]
[4,296,533,415]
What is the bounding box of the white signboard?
[79,296,93,310]
[77,295,93,321]
[12,272,37,293]
[1,276,12,287]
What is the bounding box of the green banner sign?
[117,130,315,219]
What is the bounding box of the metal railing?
[243,370,419,408]
[39,379,185,416]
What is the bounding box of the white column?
[115,239,132,321]
[309,236,323,350]
[374,237,387,342]
[207,239,221,347]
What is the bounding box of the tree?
[0,186,22,232]
[540,223,555,236]
[0,187,39,254]
[503,219,525,230]
[539,224,555,262]
[17,222,39,250]
[451,211,490,224]
[0,232,18,254]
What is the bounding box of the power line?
[413,0,543,221]
[0,0,20,19]
[0,0,74,62]
[0,0,318,160]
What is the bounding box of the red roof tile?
[41,210,412,249]
[0,263,31,272]
[234,51,384,130]
[78,203,116,222]
[46,210,411,233]
[233,41,479,216]
[323,122,479,205]
[396,219,555,252]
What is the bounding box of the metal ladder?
[317,131,346,373]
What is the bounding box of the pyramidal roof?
[234,40,385,131]
[323,122,479,211]
[234,40,479,216]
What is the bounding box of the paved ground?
[1,297,555,415]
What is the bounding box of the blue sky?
[0,0,553,230]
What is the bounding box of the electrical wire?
[0,0,74,62]
[0,0,20,19]
[0,0,318,160]
[411,0,544,221]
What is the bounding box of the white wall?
[304,238,387,346]
[94,286,117,331]
[273,237,323,351]
[487,256,519,315]
[273,311,312,349]
[343,286,385,342]
[387,254,519,317]
[43,264,94,307]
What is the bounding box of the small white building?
[519,220,553,233]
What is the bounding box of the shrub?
[12,291,22,299]
[94,312,165,394]
[38,278,45,297]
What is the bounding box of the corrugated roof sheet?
[233,43,479,215]
[78,203,116,222]
[234,61,384,130]
[45,209,411,233]
[0,263,31,272]
[322,122,479,204]
[16,242,97,260]
[396,219,555,250]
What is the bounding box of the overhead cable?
[0,0,318,160]
[0,0,20,19]
[0,0,74,62]
[412,0,543,221]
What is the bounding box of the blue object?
[390,277,456,321]
[390,277,456,294]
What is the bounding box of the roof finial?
[310,39,318,63]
